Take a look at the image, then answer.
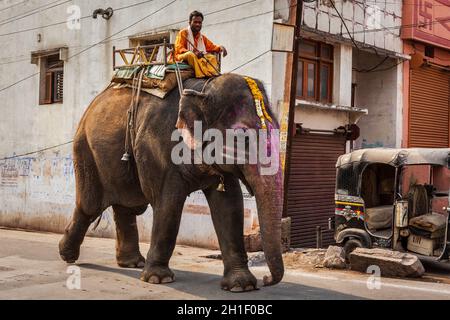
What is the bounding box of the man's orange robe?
[174,28,221,78]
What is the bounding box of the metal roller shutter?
[286,133,346,248]
[409,66,450,148]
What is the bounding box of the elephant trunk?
[241,165,284,286]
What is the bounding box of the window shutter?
[40,71,53,105]
[54,71,64,103]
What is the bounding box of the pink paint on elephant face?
[176,119,200,150]
[180,128,198,150]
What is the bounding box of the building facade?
[280,0,407,247]
[401,0,450,215]
[401,0,450,148]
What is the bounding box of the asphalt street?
[1,228,450,300]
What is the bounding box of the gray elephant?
[59,73,284,292]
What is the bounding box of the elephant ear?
[178,89,213,129]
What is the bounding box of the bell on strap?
[121,152,131,162]
[216,176,226,192]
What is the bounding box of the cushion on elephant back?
[111,65,194,95]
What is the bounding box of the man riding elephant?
[58,71,284,292]
[174,10,227,78]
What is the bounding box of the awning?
[31,47,68,65]
[336,148,450,168]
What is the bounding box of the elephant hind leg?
[113,205,147,268]
[59,206,100,263]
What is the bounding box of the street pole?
[282,0,303,218]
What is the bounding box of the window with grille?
[39,54,64,105]
[296,39,333,103]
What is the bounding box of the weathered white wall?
[0,0,275,249]
[303,0,403,53]
[333,43,352,106]
[294,105,351,130]
[353,51,403,149]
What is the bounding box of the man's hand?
[220,46,228,57]
[194,49,204,59]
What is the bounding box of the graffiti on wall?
[0,150,75,203]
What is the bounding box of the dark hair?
[189,10,204,22]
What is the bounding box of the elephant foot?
[140,265,175,284]
[59,236,80,264]
[221,269,258,293]
[117,253,145,269]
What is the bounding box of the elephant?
[58,73,284,292]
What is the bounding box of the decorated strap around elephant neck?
[243,77,273,130]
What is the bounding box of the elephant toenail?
[245,285,255,291]
[149,276,161,284]
[230,286,244,292]
[161,276,174,284]
[140,275,147,282]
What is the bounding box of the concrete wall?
[303,0,403,53]
[354,51,403,149]
[0,0,276,249]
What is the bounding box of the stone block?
[349,248,425,278]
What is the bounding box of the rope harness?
[122,67,145,163]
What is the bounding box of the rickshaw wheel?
[343,238,363,262]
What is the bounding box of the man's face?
[190,16,203,33]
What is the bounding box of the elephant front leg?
[113,205,146,268]
[140,184,187,284]
[203,177,258,292]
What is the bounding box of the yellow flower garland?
[244,77,273,129]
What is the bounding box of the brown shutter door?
[40,71,53,105]
[409,67,450,147]
[286,133,346,248]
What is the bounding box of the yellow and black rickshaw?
[331,148,450,263]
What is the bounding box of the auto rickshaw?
[331,148,450,263]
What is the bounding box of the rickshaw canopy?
[336,148,450,168]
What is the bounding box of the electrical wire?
[353,17,450,34]
[0,0,159,37]
[329,0,360,50]
[353,56,390,73]
[0,0,71,27]
[66,0,176,60]
[230,49,271,73]
[0,0,28,13]
[0,141,74,161]
[0,57,29,65]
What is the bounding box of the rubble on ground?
[283,248,327,268]
[323,246,347,269]
[244,218,292,253]
[248,252,266,267]
[248,248,329,269]
[349,248,425,278]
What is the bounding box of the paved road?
[1,228,450,300]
